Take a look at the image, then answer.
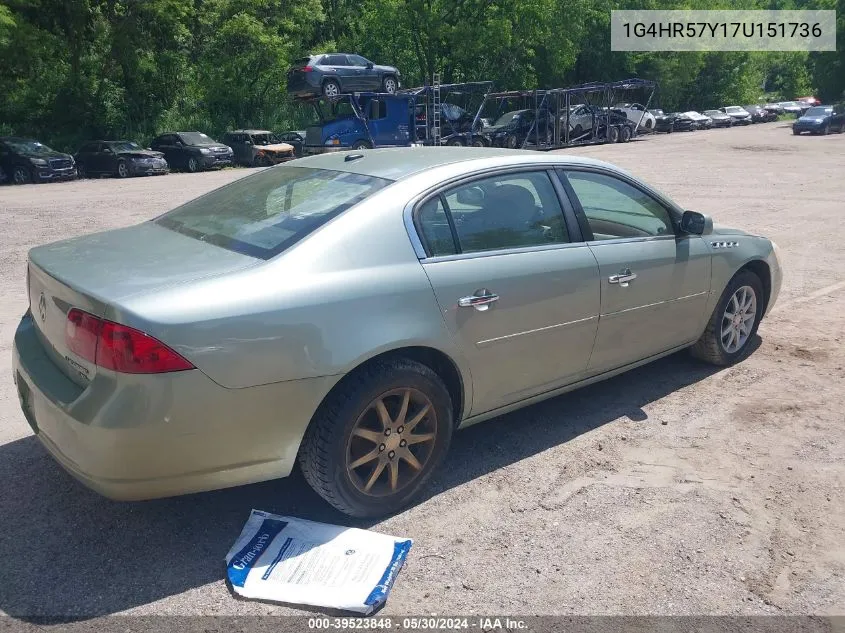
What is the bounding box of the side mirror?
[456,186,484,206]
[680,210,713,235]
[244,140,252,146]
[366,62,374,69]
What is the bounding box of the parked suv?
[287,54,401,98]
[0,137,76,185]
[222,130,296,166]
[149,132,233,172]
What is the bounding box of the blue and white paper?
[225,509,412,614]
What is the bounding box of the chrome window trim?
[420,240,590,264]
[585,234,677,247]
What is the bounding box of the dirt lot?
[0,122,843,619]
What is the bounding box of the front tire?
[76,162,87,178]
[620,125,632,142]
[116,160,129,178]
[607,125,620,143]
[186,156,199,173]
[298,359,454,518]
[691,270,764,366]
[382,76,398,94]
[446,137,465,147]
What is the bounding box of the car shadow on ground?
[0,346,744,620]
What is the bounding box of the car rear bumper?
[12,312,338,500]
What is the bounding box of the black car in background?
[668,113,696,131]
[274,131,306,157]
[703,110,734,128]
[648,109,674,133]
[486,109,555,147]
[74,140,168,178]
[743,105,773,123]
[287,54,401,98]
[0,136,76,185]
[149,132,233,172]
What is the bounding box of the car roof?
[287,147,621,181]
[0,136,37,142]
[229,129,272,135]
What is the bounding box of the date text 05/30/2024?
[307,617,529,630]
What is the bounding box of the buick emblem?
[38,292,47,322]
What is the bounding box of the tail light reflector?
[65,308,193,374]
[302,65,313,72]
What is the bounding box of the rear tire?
[607,126,620,143]
[446,137,465,147]
[76,162,87,178]
[298,359,454,518]
[12,165,31,185]
[116,160,129,178]
[690,270,764,366]
[323,79,341,98]
[351,140,371,150]
[620,125,632,142]
[471,137,486,147]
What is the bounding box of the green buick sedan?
[13,147,782,517]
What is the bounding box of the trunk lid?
[27,222,259,386]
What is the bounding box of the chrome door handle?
[608,269,637,287]
[458,290,499,311]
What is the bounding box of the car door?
[324,54,353,91]
[560,168,711,375]
[416,169,601,415]
[153,135,178,168]
[346,55,375,90]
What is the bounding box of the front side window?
[348,55,369,67]
[429,171,569,254]
[564,170,673,240]
[155,167,392,259]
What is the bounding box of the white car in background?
[613,103,656,131]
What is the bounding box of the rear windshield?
[155,166,392,259]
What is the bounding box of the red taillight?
[302,65,313,72]
[65,308,193,374]
[66,308,102,364]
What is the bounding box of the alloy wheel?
[13,166,29,185]
[324,81,340,97]
[346,388,437,497]
[384,78,397,94]
[721,285,756,353]
[117,162,128,178]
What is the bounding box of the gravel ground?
[0,122,843,619]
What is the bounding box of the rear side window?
[417,197,457,257]
[417,171,569,256]
[155,167,392,259]
[564,170,672,240]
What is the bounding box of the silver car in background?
[13,148,782,517]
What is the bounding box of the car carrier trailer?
[480,78,657,150]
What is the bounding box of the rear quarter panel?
[110,182,473,402]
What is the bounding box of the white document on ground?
[225,509,412,614]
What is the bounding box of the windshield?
[725,107,743,113]
[251,133,281,145]
[178,132,215,145]
[494,111,521,126]
[649,109,664,116]
[805,107,831,116]
[703,110,721,116]
[155,167,392,259]
[4,139,55,156]
[109,141,142,152]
